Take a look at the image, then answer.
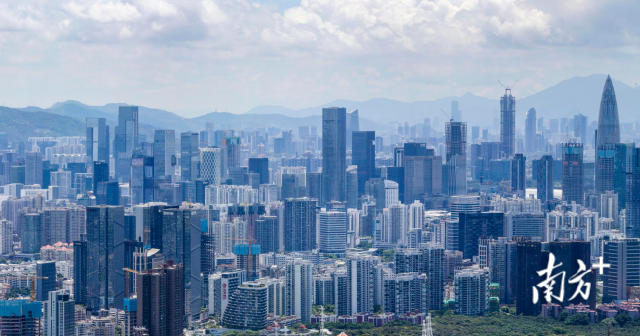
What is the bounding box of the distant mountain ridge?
[0,106,85,141]
[14,74,640,134]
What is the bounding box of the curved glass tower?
[596,75,620,193]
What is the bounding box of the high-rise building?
[161,207,202,317]
[0,219,12,255]
[352,131,375,197]
[458,212,504,259]
[487,238,517,304]
[382,272,428,315]
[318,210,347,254]
[346,110,360,150]
[180,132,199,182]
[445,121,467,196]
[322,107,347,203]
[595,75,620,193]
[43,290,74,336]
[136,262,184,336]
[614,143,636,210]
[21,213,43,254]
[115,106,139,183]
[248,157,269,185]
[73,241,87,304]
[525,108,537,153]
[627,148,640,238]
[404,152,442,203]
[515,241,547,316]
[345,254,381,315]
[154,130,176,182]
[208,270,247,318]
[562,143,584,204]
[422,245,445,310]
[255,216,278,254]
[92,160,109,195]
[0,300,42,336]
[574,113,587,145]
[284,198,317,252]
[36,261,56,302]
[511,154,526,195]
[25,151,43,186]
[451,100,462,121]
[131,152,155,205]
[86,117,110,163]
[603,238,640,303]
[548,241,592,308]
[84,205,126,310]
[199,147,222,185]
[537,155,554,203]
[222,281,268,330]
[285,259,314,322]
[455,266,490,316]
[500,87,516,158]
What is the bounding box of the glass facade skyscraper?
[596,75,620,193]
[322,107,347,203]
[352,131,375,197]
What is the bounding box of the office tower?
[199,147,222,185]
[562,143,584,204]
[628,148,640,238]
[36,261,56,302]
[574,113,587,144]
[471,126,479,143]
[284,198,317,252]
[248,157,269,185]
[511,154,526,195]
[93,160,109,195]
[345,254,381,315]
[154,130,176,182]
[299,125,310,140]
[234,244,260,281]
[525,108,536,153]
[85,205,126,310]
[455,266,490,316]
[500,87,516,158]
[458,212,504,259]
[596,76,620,193]
[352,131,375,197]
[97,181,120,206]
[285,259,314,322]
[422,245,444,310]
[319,210,347,254]
[346,166,358,208]
[73,241,87,304]
[614,143,636,210]
[21,213,43,254]
[305,172,322,201]
[449,100,460,121]
[375,136,384,154]
[445,121,467,196]
[222,282,268,330]
[537,155,554,203]
[131,152,155,205]
[322,107,347,203]
[603,239,640,303]
[0,219,12,254]
[404,152,442,203]
[115,106,138,183]
[161,207,202,317]
[487,238,517,304]
[136,262,184,336]
[43,290,74,336]
[516,241,546,316]
[548,241,592,307]
[394,147,404,167]
[86,118,110,163]
[224,136,241,168]
[393,249,423,274]
[506,213,545,240]
[0,300,42,336]
[255,216,278,254]
[382,273,428,314]
[25,151,43,186]
[386,167,404,203]
[180,132,199,182]
[346,110,359,150]
[205,122,215,146]
[209,270,247,318]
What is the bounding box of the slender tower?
[500,87,516,158]
[595,75,620,193]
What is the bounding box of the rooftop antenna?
[498,79,519,94]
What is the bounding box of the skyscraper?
[136,262,184,336]
[85,206,126,310]
[345,254,381,315]
[627,148,640,238]
[525,108,536,153]
[73,241,87,305]
[43,290,75,336]
[86,117,110,163]
[284,198,317,252]
[346,109,360,150]
[614,143,636,210]
[180,132,199,182]
[537,155,554,203]
[115,106,138,183]
[574,113,587,145]
[36,261,56,302]
[511,154,526,195]
[318,210,347,254]
[285,259,314,322]
[562,143,584,204]
[603,238,640,303]
[248,157,269,185]
[322,107,347,203]
[352,131,375,197]
[500,87,516,158]
[596,75,620,193]
[199,147,222,185]
[25,151,42,186]
[458,212,504,259]
[445,121,467,196]
[451,100,462,121]
[515,241,546,316]
[221,282,268,330]
[154,130,176,182]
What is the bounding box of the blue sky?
[0,0,639,117]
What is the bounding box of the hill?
[0,106,86,141]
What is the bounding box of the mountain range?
[4,74,638,142]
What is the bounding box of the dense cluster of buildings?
[0,76,637,335]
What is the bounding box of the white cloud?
[65,1,142,23]
[201,0,227,24]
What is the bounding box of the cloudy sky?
[1,0,639,117]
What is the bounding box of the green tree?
[381,249,395,262]
[615,312,631,327]
[565,313,590,326]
